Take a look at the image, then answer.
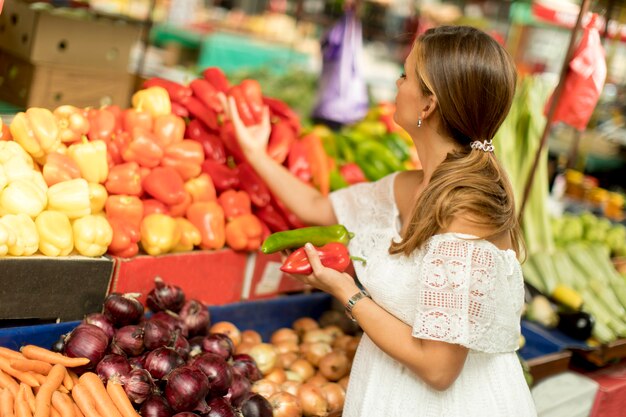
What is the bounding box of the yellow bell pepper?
[88,183,108,214]
[72,214,113,257]
[0,213,39,256]
[35,211,73,256]
[2,158,35,184]
[172,217,201,252]
[140,214,180,256]
[0,141,34,167]
[0,221,16,256]
[67,138,109,184]
[0,179,47,217]
[132,86,171,118]
[10,108,60,159]
[47,179,91,219]
[0,165,7,193]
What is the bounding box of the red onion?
[192,353,233,397]
[63,324,108,370]
[140,394,174,417]
[241,393,273,417]
[179,299,210,337]
[83,313,115,341]
[172,413,197,417]
[123,368,155,405]
[112,325,145,357]
[202,333,234,361]
[187,336,205,359]
[145,347,185,380]
[147,277,185,313]
[151,311,187,337]
[232,354,263,382]
[128,352,148,370]
[171,331,190,360]
[227,372,252,408]
[96,354,131,383]
[144,319,173,351]
[104,293,144,327]
[206,397,237,417]
[164,366,210,413]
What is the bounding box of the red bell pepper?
[225,213,263,251]
[143,199,170,218]
[182,96,219,131]
[143,77,193,103]
[303,133,330,196]
[186,201,225,250]
[87,107,117,141]
[202,67,230,93]
[168,191,192,218]
[201,160,239,193]
[142,166,186,206]
[263,96,301,135]
[287,138,312,183]
[105,131,131,167]
[280,242,363,275]
[185,174,216,203]
[105,162,143,196]
[161,140,204,181]
[121,128,164,168]
[153,114,185,149]
[170,101,190,118]
[106,105,125,134]
[219,120,245,162]
[218,190,251,221]
[237,162,270,208]
[42,153,81,187]
[107,217,140,258]
[190,79,223,113]
[254,203,290,233]
[340,162,367,185]
[0,120,12,141]
[187,119,226,164]
[268,120,295,164]
[105,195,144,229]
[122,107,153,133]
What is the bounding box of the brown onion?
[251,378,280,399]
[235,341,255,355]
[280,380,302,396]
[269,392,302,417]
[318,351,350,381]
[320,382,346,413]
[284,370,304,383]
[322,325,344,341]
[304,342,332,367]
[210,321,242,347]
[270,328,298,345]
[303,329,333,345]
[273,341,299,355]
[338,375,350,391]
[248,343,277,375]
[288,359,315,382]
[276,352,299,370]
[147,277,185,313]
[333,335,353,351]
[297,383,328,417]
[346,336,360,360]
[307,372,329,387]
[264,368,287,384]
[292,317,319,338]
[241,329,263,345]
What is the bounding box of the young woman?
[229,25,536,417]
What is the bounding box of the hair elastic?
[470,140,495,153]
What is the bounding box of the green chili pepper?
[334,134,355,163]
[329,167,349,191]
[261,224,354,254]
[382,133,411,162]
[355,140,405,173]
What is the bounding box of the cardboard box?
[0,49,133,109]
[0,0,141,72]
[0,256,114,323]
[586,360,626,417]
[242,252,308,300]
[110,250,249,307]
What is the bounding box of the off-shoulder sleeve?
[412,235,500,351]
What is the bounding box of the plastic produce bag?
[546,14,606,131]
[312,11,369,126]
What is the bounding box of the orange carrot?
[14,385,33,417]
[0,369,19,396]
[0,358,40,388]
[71,384,100,417]
[20,347,89,369]
[72,403,84,417]
[105,381,139,417]
[62,370,73,392]
[49,407,60,417]
[1,387,16,417]
[0,348,24,361]
[10,360,53,376]
[67,373,79,388]
[30,373,46,386]
[34,364,65,417]
[78,373,121,417]
[51,392,74,417]
[20,384,36,414]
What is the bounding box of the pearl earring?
[417,118,422,128]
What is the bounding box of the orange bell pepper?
[225,213,263,251]
[217,190,251,221]
[67,137,109,184]
[161,140,205,181]
[169,191,192,218]
[140,213,180,256]
[153,114,185,149]
[105,162,143,196]
[143,199,170,218]
[105,195,144,229]
[42,153,81,186]
[10,108,60,159]
[173,217,201,252]
[108,217,141,258]
[186,201,225,250]
[53,105,90,143]
[184,174,216,203]
[122,128,164,168]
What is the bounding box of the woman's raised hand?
[228,96,271,157]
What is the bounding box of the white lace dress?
[329,173,537,417]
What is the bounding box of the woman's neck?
[414,132,459,185]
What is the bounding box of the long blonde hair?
[389,26,523,256]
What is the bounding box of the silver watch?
[344,288,371,322]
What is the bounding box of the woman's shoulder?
[441,215,514,252]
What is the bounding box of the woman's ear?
[420,96,438,120]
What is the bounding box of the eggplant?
[557,311,594,340]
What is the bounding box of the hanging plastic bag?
[312,11,369,126]
[546,14,607,131]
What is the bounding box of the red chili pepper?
[280,243,355,275]
[202,67,230,93]
[105,162,143,196]
[87,108,117,141]
[190,79,223,113]
[267,120,296,164]
[272,196,306,230]
[237,162,270,208]
[153,114,185,149]
[254,203,290,233]
[170,101,190,118]
[287,138,312,183]
[263,96,301,135]
[219,120,245,162]
[218,189,252,221]
[144,77,193,103]
[228,85,256,126]
[340,162,367,185]
[187,119,226,164]
[182,96,219,131]
[121,128,164,168]
[143,199,170,218]
[201,161,240,193]
[142,166,187,206]
[240,80,264,123]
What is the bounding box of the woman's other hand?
[228,96,271,157]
